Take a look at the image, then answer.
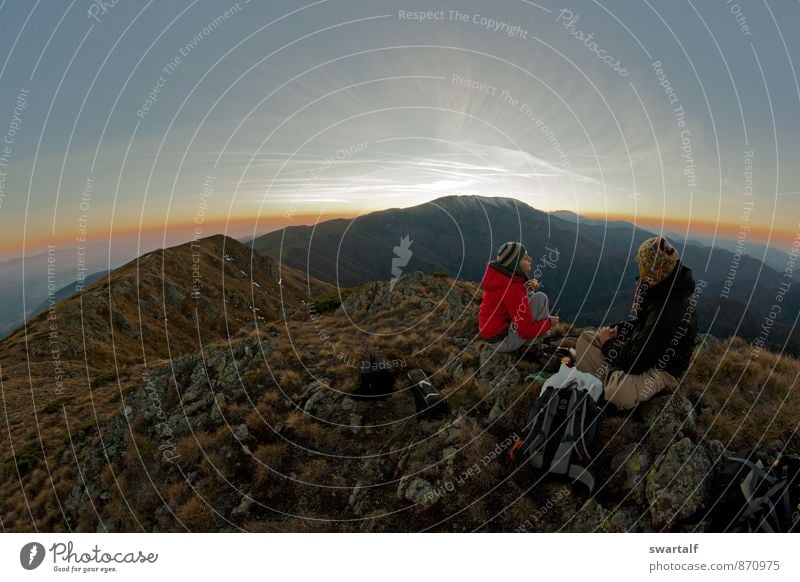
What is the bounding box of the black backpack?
[706,449,800,533]
[508,383,602,493]
[353,354,396,399]
[406,368,449,417]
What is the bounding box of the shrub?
[13,442,43,476]
[311,288,356,313]
[176,497,217,531]
[40,396,75,415]
[92,371,118,389]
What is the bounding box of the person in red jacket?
[478,242,559,352]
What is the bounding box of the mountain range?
[251,195,800,355]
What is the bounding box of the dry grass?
[3,269,800,533]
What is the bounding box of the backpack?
[507,382,602,493]
[706,449,800,533]
[406,368,449,417]
[353,354,396,399]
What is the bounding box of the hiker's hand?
[548,314,560,326]
[596,326,617,346]
[525,278,539,292]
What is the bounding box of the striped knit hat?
[637,236,678,285]
[496,241,527,273]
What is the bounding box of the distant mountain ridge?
[250,194,800,355]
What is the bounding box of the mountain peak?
[429,194,532,211]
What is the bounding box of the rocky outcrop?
[340,272,477,324]
[645,438,712,530]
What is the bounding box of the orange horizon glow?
[582,212,799,248]
[0,212,362,261]
[3,211,797,262]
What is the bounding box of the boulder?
[609,444,651,504]
[646,438,711,530]
[640,395,695,453]
[404,477,439,509]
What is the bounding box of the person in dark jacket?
[574,236,699,409]
[478,241,560,352]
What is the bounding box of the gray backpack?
[509,383,602,493]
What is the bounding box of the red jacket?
[478,262,552,341]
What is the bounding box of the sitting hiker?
[574,236,698,410]
[478,241,559,353]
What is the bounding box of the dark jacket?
[478,261,552,341]
[603,262,698,377]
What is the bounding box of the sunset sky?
[1,0,799,263]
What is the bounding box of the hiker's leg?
[494,293,551,352]
[636,368,679,404]
[491,326,527,353]
[604,368,678,410]
[575,330,608,380]
[527,290,550,321]
[516,291,551,347]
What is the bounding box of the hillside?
[250,195,800,355]
[0,234,335,532]
[1,267,797,532]
[0,234,330,367]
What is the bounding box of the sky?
[1,0,799,263]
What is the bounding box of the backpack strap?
[575,391,594,461]
[523,390,563,466]
[729,457,790,532]
[567,463,596,493]
[549,389,580,475]
[744,479,788,533]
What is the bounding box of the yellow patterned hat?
[636,236,678,285]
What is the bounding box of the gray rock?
[566,498,613,532]
[304,390,327,415]
[210,393,226,423]
[96,518,117,533]
[646,437,711,530]
[702,439,726,466]
[232,494,254,518]
[404,477,438,508]
[640,395,695,453]
[181,399,206,418]
[488,398,507,423]
[233,424,250,441]
[609,444,651,504]
[440,446,458,481]
[339,272,476,323]
[348,482,363,506]
[396,476,409,500]
[477,343,520,401]
[349,414,362,435]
